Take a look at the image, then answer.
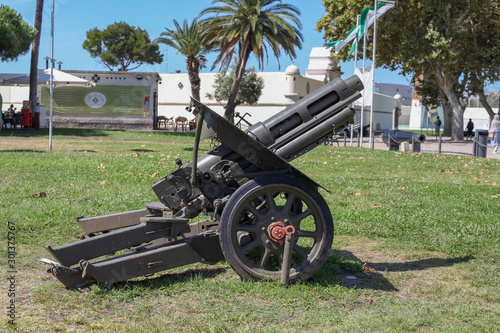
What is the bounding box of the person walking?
[434,116,442,139]
[466,118,474,141]
[489,114,500,153]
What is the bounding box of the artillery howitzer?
[41,76,363,288]
[382,130,425,152]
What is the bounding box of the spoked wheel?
[219,174,333,282]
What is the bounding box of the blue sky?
[2,0,497,91]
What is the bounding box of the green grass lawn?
[1,128,499,332]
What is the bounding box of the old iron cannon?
[382,130,425,152]
[41,75,363,287]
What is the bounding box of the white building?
[5,47,476,132]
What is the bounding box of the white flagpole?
[360,14,368,147]
[369,0,378,149]
[354,15,360,69]
[49,0,54,151]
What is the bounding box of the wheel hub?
[267,221,295,245]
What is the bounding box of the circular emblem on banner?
[84,92,106,108]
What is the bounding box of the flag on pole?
[354,65,374,106]
[328,2,394,55]
[360,2,394,36]
[327,25,361,55]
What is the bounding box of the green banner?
[41,85,150,115]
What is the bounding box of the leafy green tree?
[0,5,37,62]
[317,0,500,139]
[200,0,303,123]
[83,21,163,71]
[155,19,214,102]
[206,64,264,107]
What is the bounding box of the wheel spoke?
[236,223,259,233]
[291,208,312,226]
[239,238,260,254]
[258,248,271,268]
[296,229,320,239]
[282,194,296,212]
[265,192,275,212]
[293,244,309,260]
[246,204,263,220]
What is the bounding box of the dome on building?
[285,63,300,75]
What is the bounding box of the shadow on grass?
[131,148,157,152]
[73,252,473,293]
[0,128,110,138]
[0,149,45,153]
[367,256,474,272]
[102,266,228,292]
[311,250,475,291]
[73,149,98,153]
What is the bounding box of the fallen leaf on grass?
[151,172,158,178]
[397,187,406,190]
[363,262,371,272]
[98,181,106,185]
[32,192,47,197]
[98,163,105,169]
[491,194,500,198]
[372,204,382,208]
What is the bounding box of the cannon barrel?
[382,130,425,144]
[247,75,363,147]
[193,75,363,172]
[153,76,363,213]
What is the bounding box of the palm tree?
[200,0,303,123]
[155,19,213,102]
[29,0,44,121]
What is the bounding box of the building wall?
[0,86,29,111]
[157,71,326,124]
[374,82,413,106]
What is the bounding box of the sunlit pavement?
[344,136,500,160]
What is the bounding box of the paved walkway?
[341,136,500,160]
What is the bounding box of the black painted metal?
[382,130,426,144]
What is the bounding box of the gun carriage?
[42,75,364,287]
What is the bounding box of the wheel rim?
[220,177,333,281]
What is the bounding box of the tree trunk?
[186,58,201,101]
[29,0,44,121]
[434,72,464,140]
[224,42,251,124]
[478,92,495,120]
[438,94,453,137]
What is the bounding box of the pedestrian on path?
[434,116,442,139]
[466,119,474,141]
[490,114,500,153]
